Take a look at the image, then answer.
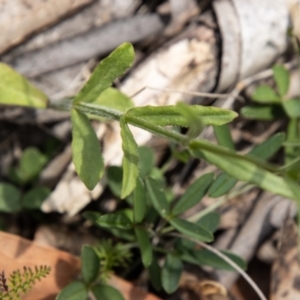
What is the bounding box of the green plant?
[0,265,51,300]
[242,64,300,178]
[1,43,300,299]
[56,245,125,300]
[0,147,51,213]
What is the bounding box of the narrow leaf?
[138,146,155,178]
[56,281,88,300]
[241,105,285,120]
[92,284,125,300]
[208,173,237,198]
[170,217,213,242]
[133,178,147,223]
[162,253,183,294]
[71,109,104,190]
[107,166,123,198]
[252,85,280,103]
[146,177,170,218]
[135,227,153,267]
[126,105,238,126]
[196,211,220,233]
[172,173,214,216]
[96,213,132,229]
[0,63,48,108]
[74,43,134,103]
[213,124,235,150]
[190,148,295,200]
[0,183,21,213]
[120,117,139,198]
[249,132,285,160]
[182,249,247,271]
[81,245,100,285]
[285,119,300,164]
[83,211,102,223]
[273,64,290,97]
[148,258,162,291]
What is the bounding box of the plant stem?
[124,115,188,144]
[74,102,123,121]
[189,140,278,173]
[48,98,73,111]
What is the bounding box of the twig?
[130,86,244,101]
[169,232,267,300]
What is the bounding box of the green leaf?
[74,43,134,103]
[176,102,203,139]
[148,258,162,291]
[81,245,100,284]
[241,105,285,120]
[213,124,235,150]
[133,178,147,223]
[138,146,155,178]
[172,148,191,163]
[82,211,102,223]
[71,109,104,190]
[162,253,183,294]
[22,186,51,210]
[107,166,123,198]
[0,63,48,108]
[169,217,213,242]
[208,173,237,198]
[282,98,300,118]
[135,227,153,267]
[252,85,280,103]
[273,64,290,97]
[285,119,300,177]
[249,132,286,160]
[56,281,88,300]
[145,177,170,218]
[0,183,21,213]
[196,211,220,233]
[89,88,134,120]
[96,213,132,229]
[194,249,246,271]
[10,147,47,184]
[120,117,139,199]
[190,147,294,200]
[91,284,125,300]
[172,173,214,216]
[126,105,238,127]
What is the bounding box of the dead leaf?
[0,231,160,300]
[0,0,93,54]
[0,231,80,300]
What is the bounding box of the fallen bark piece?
[9,14,166,77]
[0,231,161,300]
[0,231,80,300]
[0,0,93,54]
[2,0,141,60]
[215,193,286,288]
[213,0,289,91]
[270,218,300,300]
